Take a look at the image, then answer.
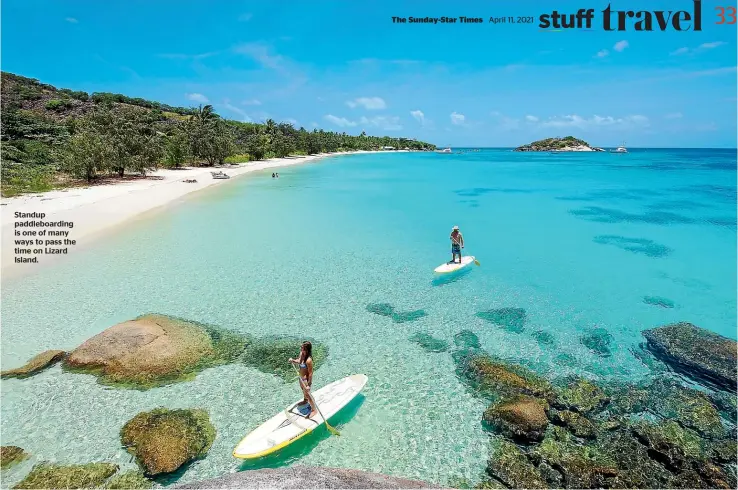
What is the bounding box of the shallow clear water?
[1,149,736,486]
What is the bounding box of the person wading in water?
[289,341,316,417]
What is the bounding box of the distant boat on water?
[436,147,452,154]
[610,141,628,153]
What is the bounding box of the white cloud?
[234,42,285,71]
[695,122,718,131]
[410,110,425,125]
[359,116,402,131]
[311,122,319,128]
[613,40,629,52]
[525,115,539,122]
[324,115,357,127]
[490,111,502,116]
[596,49,609,58]
[671,42,725,56]
[242,99,261,106]
[284,118,299,126]
[187,93,209,103]
[65,17,78,23]
[346,97,386,110]
[222,100,251,122]
[538,114,649,130]
[665,112,683,119]
[238,13,253,22]
[450,112,465,125]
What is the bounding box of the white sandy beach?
[1,150,389,278]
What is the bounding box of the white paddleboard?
[434,255,475,274]
[233,374,368,459]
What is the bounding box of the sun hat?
[452,225,459,230]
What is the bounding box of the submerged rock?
[366,303,395,317]
[483,396,550,442]
[455,351,555,402]
[120,408,216,476]
[104,470,152,489]
[14,462,118,489]
[408,333,449,353]
[64,314,250,389]
[366,303,428,323]
[486,440,548,489]
[242,336,327,381]
[0,446,29,469]
[1,350,66,379]
[454,330,481,350]
[643,295,675,308]
[532,330,555,346]
[174,466,438,489]
[475,308,527,333]
[554,377,609,414]
[642,322,737,392]
[392,309,428,323]
[580,328,614,357]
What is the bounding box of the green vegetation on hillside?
[1,72,435,196]
[514,136,591,152]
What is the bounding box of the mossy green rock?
[554,377,609,413]
[104,470,152,489]
[1,350,66,379]
[366,303,427,323]
[408,332,449,353]
[486,440,548,489]
[483,396,549,442]
[648,378,726,439]
[533,425,618,488]
[643,322,737,392]
[630,420,705,471]
[596,430,674,488]
[0,446,29,469]
[242,336,327,381]
[550,409,597,439]
[455,351,555,402]
[120,408,216,476]
[64,314,250,389]
[14,462,118,489]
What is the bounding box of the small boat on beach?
[211,171,230,179]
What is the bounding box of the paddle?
[291,363,340,436]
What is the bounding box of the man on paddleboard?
[450,225,464,264]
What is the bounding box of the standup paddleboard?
[233,374,368,459]
[434,255,475,274]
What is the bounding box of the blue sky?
[2,0,736,147]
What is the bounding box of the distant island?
[514,136,604,152]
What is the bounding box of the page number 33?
[716,6,737,24]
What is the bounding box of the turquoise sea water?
[1,149,736,486]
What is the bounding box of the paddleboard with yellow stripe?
[434,255,475,274]
[233,374,368,459]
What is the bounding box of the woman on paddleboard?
[289,341,316,417]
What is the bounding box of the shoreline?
[1,150,390,279]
